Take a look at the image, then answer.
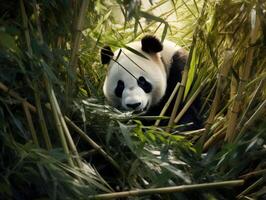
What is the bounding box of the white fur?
[103,39,181,112]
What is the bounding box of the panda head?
[101,35,167,113]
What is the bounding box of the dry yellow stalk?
[22,101,39,146]
[203,127,226,151]
[174,79,208,124]
[66,0,90,98]
[154,82,180,126]
[225,8,260,142]
[238,99,266,137]
[51,89,84,169]
[64,117,121,173]
[45,77,75,167]
[89,180,244,200]
[34,84,52,150]
[205,50,233,129]
[0,82,36,112]
[20,0,32,55]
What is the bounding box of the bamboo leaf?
[0,31,20,53]
[124,45,148,60]
[183,46,197,100]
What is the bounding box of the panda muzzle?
[126,102,141,110]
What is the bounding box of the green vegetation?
[0,0,265,199]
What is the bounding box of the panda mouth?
[132,101,149,114]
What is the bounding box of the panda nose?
[126,102,141,109]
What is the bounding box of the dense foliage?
[0,0,265,199]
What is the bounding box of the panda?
[101,35,201,128]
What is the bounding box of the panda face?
[102,36,167,113]
[116,76,152,112]
[103,56,165,112]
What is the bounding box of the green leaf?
[184,48,197,100]
[124,45,148,60]
[0,31,20,53]
[161,23,169,42]
[118,121,134,151]
[139,11,166,23]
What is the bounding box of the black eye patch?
[137,76,152,93]
[115,80,124,98]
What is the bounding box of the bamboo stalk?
[89,180,244,200]
[19,0,33,88]
[224,73,238,141]
[167,0,207,130]
[0,82,36,112]
[237,99,266,138]
[225,8,260,142]
[64,117,121,173]
[51,89,83,169]
[33,0,44,43]
[154,82,180,126]
[199,50,233,149]
[0,82,119,170]
[45,78,75,167]
[237,80,265,129]
[179,128,206,136]
[237,177,263,199]
[20,0,32,55]
[239,169,266,180]
[198,80,216,116]
[34,84,52,150]
[21,0,52,150]
[28,0,52,150]
[22,101,39,146]
[66,0,90,98]
[203,126,226,151]
[205,50,233,130]
[174,79,208,124]
[20,0,43,148]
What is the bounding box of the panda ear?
[141,35,163,53]
[101,46,114,64]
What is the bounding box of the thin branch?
[154,82,180,126]
[34,84,52,150]
[237,79,265,129]
[203,127,226,151]
[89,180,244,200]
[238,99,266,138]
[22,101,39,146]
[64,117,121,173]
[237,178,263,199]
[205,49,233,129]
[174,78,208,124]
[0,82,36,112]
[239,169,266,180]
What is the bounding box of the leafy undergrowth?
[72,99,266,200]
[0,0,265,200]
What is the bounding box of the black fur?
[115,80,124,98]
[101,46,114,64]
[141,35,163,53]
[137,76,152,93]
[165,49,187,98]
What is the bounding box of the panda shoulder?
[161,40,188,73]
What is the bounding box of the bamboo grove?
[0,0,265,199]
